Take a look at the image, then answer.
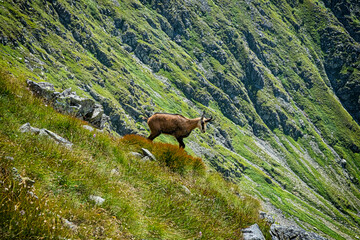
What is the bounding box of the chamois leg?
[148,131,160,141]
[177,137,185,149]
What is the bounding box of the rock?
[110,168,120,176]
[63,218,78,231]
[19,122,41,134]
[5,156,14,161]
[26,81,110,129]
[12,167,22,183]
[158,16,174,38]
[27,80,57,101]
[54,88,96,118]
[21,176,35,187]
[141,148,156,161]
[83,125,94,131]
[88,105,109,129]
[213,128,234,151]
[270,224,328,240]
[19,123,73,148]
[122,31,138,48]
[89,195,105,205]
[114,18,128,31]
[130,152,143,158]
[340,159,347,168]
[141,156,151,162]
[242,223,265,240]
[202,40,227,64]
[43,129,73,148]
[134,42,152,64]
[259,211,275,224]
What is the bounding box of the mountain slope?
[0,0,359,239]
[0,70,268,239]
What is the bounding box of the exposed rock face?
[140,0,191,40]
[322,0,360,43]
[122,30,138,49]
[202,40,227,64]
[270,224,328,240]
[134,43,163,72]
[50,1,113,67]
[27,80,110,129]
[319,25,360,123]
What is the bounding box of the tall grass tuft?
[0,157,65,239]
[120,134,206,174]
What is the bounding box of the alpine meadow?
[0,0,359,239]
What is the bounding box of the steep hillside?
[0,70,268,239]
[0,0,359,239]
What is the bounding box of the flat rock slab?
[19,122,73,148]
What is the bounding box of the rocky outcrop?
[122,30,138,50]
[140,0,191,40]
[322,0,360,43]
[134,42,163,72]
[27,80,110,129]
[202,40,227,64]
[270,224,328,240]
[50,1,113,67]
[320,26,360,123]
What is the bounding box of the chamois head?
[198,112,213,133]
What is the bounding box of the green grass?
[1,0,360,238]
[0,69,269,239]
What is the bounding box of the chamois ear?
[205,116,213,122]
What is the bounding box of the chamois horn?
[205,116,213,122]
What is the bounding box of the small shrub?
[120,134,205,174]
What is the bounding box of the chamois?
[147,112,213,149]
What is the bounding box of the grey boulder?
[242,224,265,240]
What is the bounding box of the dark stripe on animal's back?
[153,112,186,118]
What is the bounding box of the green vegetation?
[0,70,268,239]
[0,0,359,239]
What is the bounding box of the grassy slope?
[0,0,359,239]
[0,70,268,239]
